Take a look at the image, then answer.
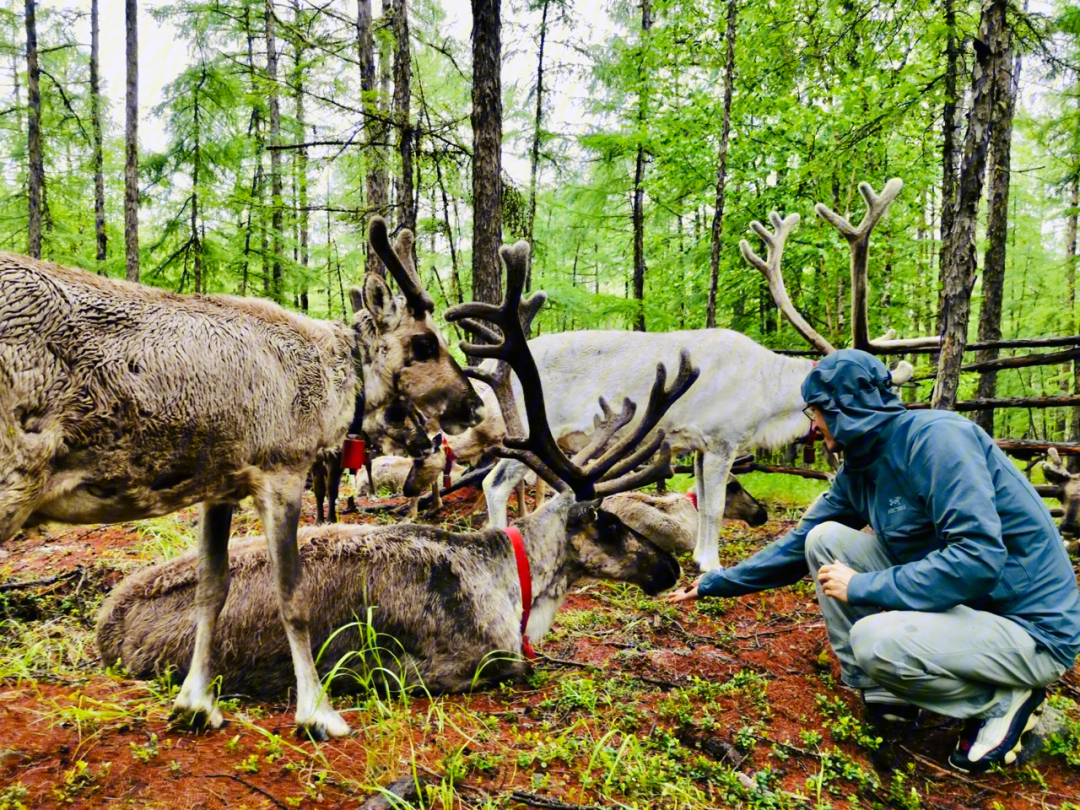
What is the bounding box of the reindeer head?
[1043,449,1080,538]
[349,219,485,436]
[446,240,697,598]
[566,502,680,594]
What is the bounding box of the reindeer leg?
[515,479,528,516]
[312,466,327,524]
[172,500,234,730]
[431,483,442,513]
[483,459,526,529]
[694,447,736,573]
[327,452,343,523]
[256,474,350,740]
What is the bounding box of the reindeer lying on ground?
[482,180,924,572]
[2,218,483,739]
[602,486,766,555]
[97,240,688,696]
[1042,449,1080,554]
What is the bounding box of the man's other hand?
[818,559,856,603]
[666,576,703,604]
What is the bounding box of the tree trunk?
[191,68,204,294]
[524,0,550,291]
[293,0,309,311]
[1068,177,1080,472]
[24,0,42,259]
[265,0,284,303]
[972,46,1020,434]
[125,0,139,281]
[631,0,652,332]
[90,0,106,268]
[706,0,737,329]
[392,0,414,235]
[470,0,503,307]
[932,0,1009,410]
[358,0,387,276]
[936,0,960,333]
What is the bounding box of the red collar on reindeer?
[441,435,456,489]
[503,526,537,661]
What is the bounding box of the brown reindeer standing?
[2,218,483,739]
[97,239,692,696]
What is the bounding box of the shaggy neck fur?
[511,493,583,640]
[749,355,818,451]
[351,307,397,412]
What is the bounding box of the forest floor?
[1,484,1079,810]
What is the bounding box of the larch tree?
[125,0,139,282]
[631,0,651,332]
[973,43,1021,435]
[932,0,1010,410]
[24,0,42,259]
[706,0,737,330]
[471,0,503,307]
[392,0,414,234]
[90,0,106,268]
[265,0,284,303]
[358,0,387,276]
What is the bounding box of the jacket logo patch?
[887,496,907,515]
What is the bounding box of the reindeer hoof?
[169,705,224,731]
[693,552,722,574]
[296,712,351,741]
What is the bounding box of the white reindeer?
[481,180,932,572]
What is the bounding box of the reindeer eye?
[727,480,741,493]
[385,400,407,424]
[410,333,439,363]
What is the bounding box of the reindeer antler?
[445,243,699,500]
[740,213,836,355]
[816,179,940,353]
[367,217,436,315]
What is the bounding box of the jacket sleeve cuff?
[846,572,875,606]
[697,568,729,598]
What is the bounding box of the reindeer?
[311,393,433,524]
[481,180,932,572]
[96,239,690,697]
[1,218,483,739]
[1042,449,1080,554]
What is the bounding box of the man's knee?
[804,521,850,566]
[850,614,912,682]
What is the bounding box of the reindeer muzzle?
[641,553,680,596]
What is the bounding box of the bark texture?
[25,0,42,259]
[972,46,1020,434]
[90,0,106,267]
[392,0,414,234]
[125,0,139,281]
[631,0,652,332]
[932,0,1009,410]
[706,0,738,330]
[470,0,503,307]
[358,0,387,276]
[937,0,960,332]
[1068,178,1080,472]
[293,0,309,310]
[525,0,550,291]
[265,0,284,303]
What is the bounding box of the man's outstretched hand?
[818,559,856,603]
[666,576,703,604]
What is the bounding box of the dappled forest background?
[3,0,1080,444]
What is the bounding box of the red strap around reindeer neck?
[503,526,537,661]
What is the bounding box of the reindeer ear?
[362,273,400,331]
[348,285,364,315]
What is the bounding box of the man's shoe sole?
[948,697,1047,774]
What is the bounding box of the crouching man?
[668,349,1080,774]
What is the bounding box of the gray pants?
[805,522,1066,719]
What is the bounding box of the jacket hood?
[801,349,906,466]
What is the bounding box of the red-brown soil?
[1,488,1078,810]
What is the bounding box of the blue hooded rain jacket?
[698,349,1080,668]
